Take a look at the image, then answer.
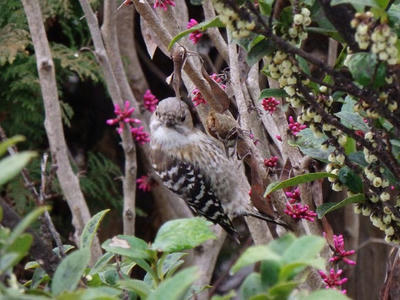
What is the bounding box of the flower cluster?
[288,116,306,136]
[137,175,152,192]
[106,101,141,134]
[264,156,278,168]
[153,0,175,11]
[191,73,225,106]
[284,187,317,222]
[106,101,150,145]
[289,7,311,42]
[212,0,255,39]
[329,234,356,265]
[318,269,348,294]
[262,97,280,114]
[143,89,159,112]
[371,24,398,65]
[187,19,203,44]
[351,11,374,49]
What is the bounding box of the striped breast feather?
[151,150,237,237]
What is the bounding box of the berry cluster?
[284,187,317,222]
[212,0,255,39]
[261,97,280,114]
[351,11,374,50]
[371,24,398,65]
[289,8,311,43]
[264,156,278,168]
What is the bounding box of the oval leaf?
[0,151,37,186]
[51,248,91,295]
[282,235,325,263]
[316,194,365,219]
[259,88,288,99]
[0,135,25,157]
[118,279,152,298]
[338,166,363,193]
[231,245,280,274]
[264,172,336,197]
[148,267,198,300]
[80,209,110,250]
[304,289,351,300]
[168,17,224,50]
[151,218,216,252]
[102,235,152,260]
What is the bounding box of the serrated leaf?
[152,218,216,252]
[316,194,365,218]
[148,267,198,300]
[80,209,109,250]
[51,248,91,295]
[0,135,25,157]
[303,289,351,300]
[264,172,336,197]
[338,166,363,193]
[102,235,152,260]
[168,17,224,49]
[259,88,288,99]
[0,151,37,186]
[118,279,152,298]
[347,53,377,86]
[231,245,280,274]
[335,111,369,131]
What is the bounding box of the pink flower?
[153,0,175,10]
[143,90,159,112]
[285,187,301,203]
[319,268,348,293]
[288,115,306,136]
[191,88,207,106]
[264,156,278,168]
[191,73,225,106]
[131,126,150,145]
[276,135,282,141]
[284,202,317,222]
[137,175,152,192]
[329,234,356,265]
[187,19,203,44]
[262,97,280,114]
[106,101,141,134]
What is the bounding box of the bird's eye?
[155,111,159,117]
[180,115,186,122]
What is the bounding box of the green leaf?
[343,137,356,155]
[279,257,325,281]
[6,233,33,267]
[80,209,110,250]
[239,273,265,300]
[0,135,25,157]
[247,36,275,66]
[282,235,325,264]
[148,267,198,300]
[168,17,224,49]
[89,252,115,275]
[268,234,296,255]
[347,53,377,86]
[259,0,274,15]
[190,0,203,5]
[296,55,311,75]
[231,245,280,274]
[267,281,299,299]
[373,62,387,88]
[5,206,49,251]
[0,151,37,185]
[159,252,186,278]
[118,279,152,298]
[338,166,363,193]
[152,218,216,252]
[264,172,336,197]
[303,289,351,300]
[289,129,332,162]
[348,151,368,167]
[316,194,365,218]
[211,290,236,300]
[259,88,288,99]
[335,111,369,131]
[260,260,281,288]
[0,253,19,274]
[102,235,152,260]
[51,248,91,295]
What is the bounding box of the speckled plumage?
[150,97,249,238]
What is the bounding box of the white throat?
[151,126,198,150]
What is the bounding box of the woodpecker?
[150,97,283,240]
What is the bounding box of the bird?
[149,97,284,241]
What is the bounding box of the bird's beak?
[165,119,175,127]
